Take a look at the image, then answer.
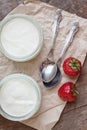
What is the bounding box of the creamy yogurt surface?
[1,18,40,58]
[0,77,38,117]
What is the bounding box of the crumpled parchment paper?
[1,0,87,130]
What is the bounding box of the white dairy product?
[0,78,38,117]
[1,18,40,58]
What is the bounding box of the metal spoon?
[41,22,79,88]
[40,9,62,80]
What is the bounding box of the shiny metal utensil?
[40,9,62,81]
[41,22,79,88]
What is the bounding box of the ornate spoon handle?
[47,9,62,61]
[57,22,79,65]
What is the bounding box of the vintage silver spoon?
[40,9,62,80]
[41,22,79,88]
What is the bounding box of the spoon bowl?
[43,67,61,88]
[41,63,58,83]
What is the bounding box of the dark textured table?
[0,0,87,130]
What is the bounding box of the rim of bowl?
[0,73,42,121]
[0,14,43,62]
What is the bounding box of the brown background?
[0,0,87,130]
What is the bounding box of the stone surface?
[0,0,87,130]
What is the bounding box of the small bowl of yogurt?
[0,14,43,62]
[0,74,41,121]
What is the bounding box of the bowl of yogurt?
[0,14,43,62]
[0,74,41,121]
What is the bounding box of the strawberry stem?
[69,59,80,71]
[72,85,79,96]
[74,89,79,95]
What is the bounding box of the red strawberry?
[63,57,82,76]
[58,82,78,102]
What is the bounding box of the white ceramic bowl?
[0,14,43,62]
[0,74,41,121]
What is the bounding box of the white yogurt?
[1,18,40,58]
[0,77,38,117]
